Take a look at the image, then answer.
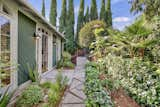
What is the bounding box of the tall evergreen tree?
[100,0,105,21]
[59,0,67,33]
[76,0,84,43]
[68,0,75,26]
[50,0,57,26]
[90,0,98,20]
[84,6,90,23]
[65,0,76,53]
[42,0,45,17]
[106,0,112,27]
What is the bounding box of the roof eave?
[15,0,66,41]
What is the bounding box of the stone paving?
[41,57,87,107]
[59,57,87,107]
[41,69,75,85]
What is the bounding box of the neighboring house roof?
[15,0,65,40]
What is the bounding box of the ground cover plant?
[15,73,69,107]
[102,55,160,106]
[85,62,113,107]
[16,85,43,107]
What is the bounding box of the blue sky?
[28,0,137,30]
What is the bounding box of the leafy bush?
[79,20,106,48]
[28,64,40,83]
[57,52,75,69]
[48,82,60,106]
[16,85,43,107]
[85,62,113,107]
[62,52,72,61]
[56,72,69,90]
[85,62,99,69]
[41,73,69,106]
[103,54,160,106]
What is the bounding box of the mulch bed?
[99,73,140,107]
[111,89,140,107]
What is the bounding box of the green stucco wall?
[18,12,36,85]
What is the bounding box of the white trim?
[0,13,11,88]
[15,0,65,40]
[0,0,19,90]
[0,2,2,12]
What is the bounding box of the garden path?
[59,57,87,107]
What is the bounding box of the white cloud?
[113,22,132,31]
[113,17,131,22]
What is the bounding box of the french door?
[42,35,48,72]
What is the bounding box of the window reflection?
[0,16,10,87]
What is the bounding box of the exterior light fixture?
[33,32,41,39]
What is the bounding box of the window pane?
[0,16,10,87]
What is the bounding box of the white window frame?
[0,4,12,88]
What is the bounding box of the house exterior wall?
[56,37,61,61]
[36,24,54,74]
[0,0,64,90]
[0,0,19,90]
[18,11,36,85]
[36,26,42,75]
[48,34,53,71]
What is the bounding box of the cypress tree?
[50,0,57,26]
[106,0,112,27]
[42,0,45,17]
[100,0,105,21]
[90,0,98,20]
[68,0,75,26]
[84,6,90,23]
[59,0,67,33]
[76,0,84,43]
[65,0,76,54]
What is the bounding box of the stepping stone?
[60,104,85,107]
[70,79,83,89]
[62,93,84,104]
[75,83,85,91]
[70,88,86,100]
[59,57,88,107]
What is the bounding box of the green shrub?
[28,64,40,83]
[57,52,75,69]
[16,85,43,107]
[85,62,113,107]
[57,59,63,68]
[63,61,75,68]
[103,54,160,106]
[85,62,99,69]
[41,73,69,106]
[40,82,52,89]
[48,82,60,106]
[79,20,107,48]
[62,52,72,61]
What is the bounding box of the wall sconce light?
[33,32,41,39]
